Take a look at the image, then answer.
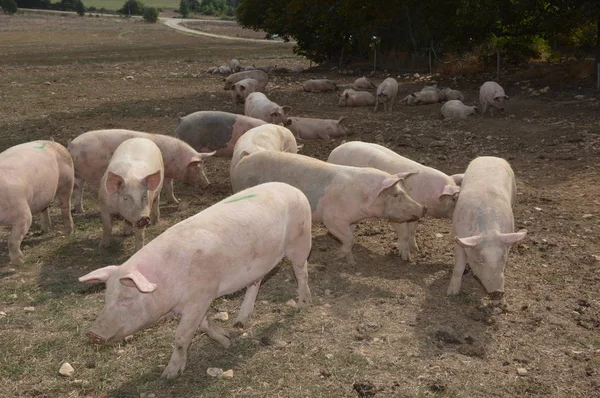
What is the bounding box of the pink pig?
[223,69,268,91]
[286,116,350,140]
[230,78,261,108]
[79,182,312,379]
[338,89,376,107]
[0,140,74,266]
[479,81,509,116]
[244,92,293,125]
[302,79,338,92]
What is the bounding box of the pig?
[230,124,300,177]
[68,129,215,212]
[218,65,231,75]
[223,69,268,91]
[338,89,376,107]
[286,116,350,140]
[98,138,163,251]
[352,76,377,91]
[402,90,444,106]
[229,58,241,73]
[244,92,293,126]
[449,156,527,304]
[231,151,426,265]
[230,78,261,108]
[327,141,462,261]
[479,81,509,116]
[175,111,266,157]
[441,88,464,101]
[302,79,338,93]
[0,140,74,266]
[440,100,478,120]
[374,77,399,112]
[79,182,312,379]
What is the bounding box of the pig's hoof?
[99,240,110,248]
[446,286,460,296]
[161,363,185,379]
[10,257,25,267]
[63,226,74,235]
[72,206,85,214]
[167,197,180,205]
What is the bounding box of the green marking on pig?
[33,143,47,150]
[223,194,257,203]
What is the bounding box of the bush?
[1,0,18,14]
[75,0,84,15]
[142,6,158,22]
[178,0,188,17]
[118,0,144,15]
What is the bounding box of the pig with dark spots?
[223,69,268,91]
[68,129,215,212]
[244,92,293,125]
[99,138,163,251]
[286,116,350,140]
[231,151,426,266]
[0,140,74,266]
[449,156,527,305]
[175,111,267,157]
[79,182,312,379]
[328,142,462,262]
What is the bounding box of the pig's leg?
[480,101,487,115]
[164,178,179,205]
[122,220,133,236]
[73,177,85,213]
[8,209,32,266]
[199,316,230,348]
[99,212,113,248]
[234,279,262,327]
[150,192,160,225]
[317,131,331,140]
[407,221,419,253]
[373,99,379,112]
[390,97,394,112]
[285,236,312,307]
[391,222,412,262]
[134,227,145,251]
[490,106,495,117]
[57,172,74,234]
[324,217,356,266]
[162,300,212,379]
[447,244,467,295]
[40,207,51,233]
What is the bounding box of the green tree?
[143,6,158,22]
[118,0,144,15]
[75,0,85,15]
[1,0,18,14]
[179,0,189,17]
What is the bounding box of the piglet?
[449,156,527,304]
[338,89,376,107]
[441,88,464,101]
[403,90,444,106]
[244,92,293,125]
[352,76,376,91]
[223,69,268,91]
[302,79,338,92]
[79,182,312,379]
[287,116,350,140]
[479,81,509,116]
[440,100,478,120]
[374,77,399,112]
[0,140,74,266]
[230,78,261,108]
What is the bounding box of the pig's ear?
[500,229,527,245]
[377,176,403,196]
[296,144,304,152]
[344,93,350,99]
[338,116,347,125]
[199,150,216,160]
[143,170,162,191]
[455,235,482,248]
[394,171,417,181]
[450,174,464,186]
[240,85,246,91]
[79,265,119,284]
[119,271,157,293]
[438,184,460,200]
[282,106,293,115]
[410,93,417,98]
[106,172,124,194]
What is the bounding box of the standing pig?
[479,81,509,116]
[440,100,478,120]
[68,129,214,212]
[287,117,350,140]
[328,142,462,261]
[231,151,426,265]
[244,92,293,125]
[230,78,261,108]
[374,77,399,112]
[229,58,241,73]
[98,138,163,251]
[352,76,377,91]
[442,88,464,101]
[230,124,300,177]
[449,156,527,304]
[79,182,312,379]
[338,89,376,107]
[0,140,74,266]
[302,79,338,93]
[223,69,268,91]
[176,111,266,157]
[402,90,444,106]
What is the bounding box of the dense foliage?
[142,5,158,21]
[15,0,86,12]
[1,0,18,14]
[117,0,144,15]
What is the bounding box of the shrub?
[118,0,144,15]
[143,6,158,22]
[75,0,85,15]
[1,0,18,14]
[178,0,188,17]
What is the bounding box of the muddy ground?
[0,12,599,398]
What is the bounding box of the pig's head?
[434,184,461,218]
[231,83,247,104]
[493,94,509,109]
[455,229,527,302]
[369,172,427,222]
[106,171,162,227]
[79,265,160,344]
[338,92,350,107]
[184,151,216,188]
[404,93,417,106]
[337,117,350,135]
[377,92,389,103]
[268,105,292,126]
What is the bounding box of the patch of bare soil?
[181,19,274,40]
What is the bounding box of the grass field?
[82,0,179,10]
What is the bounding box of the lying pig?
[442,88,464,101]
[479,81,509,116]
[374,77,399,112]
[231,78,261,108]
[302,79,338,93]
[230,124,300,177]
[176,111,266,157]
[68,129,214,211]
[352,76,376,91]
[338,89,376,107]
[99,138,163,251]
[223,69,268,91]
[328,141,462,261]
[287,116,350,140]
[231,151,426,265]
[244,92,293,125]
[441,100,478,120]
[79,182,312,379]
[449,156,527,304]
[403,90,444,106]
[0,140,74,266]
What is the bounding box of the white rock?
[212,311,229,321]
[24,306,35,312]
[117,349,125,355]
[325,353,334,359]
[125,76,134,80]
[435,233,444,238]
[220,369,234,379]
[9,294,17,300]
[177,200,190,211]
[575,95,585,100]
[516,367,528,376]
[539,86,550,93]
[59,362,75,377]
[207,367,224,377]
[324,289,332,296]
[413,73,420,78]
[534,207,542,211]
[285,299,297,308]
[582,214,593,219]
[0,311,6,317]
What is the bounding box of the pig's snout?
[136,217,151,228]
[421,205,428,217]
[87,331,107,344]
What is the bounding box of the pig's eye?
[142,194,147,201]
[123,195,130,201]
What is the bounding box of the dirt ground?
[181,20,271,40]
[1,12,599,398]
